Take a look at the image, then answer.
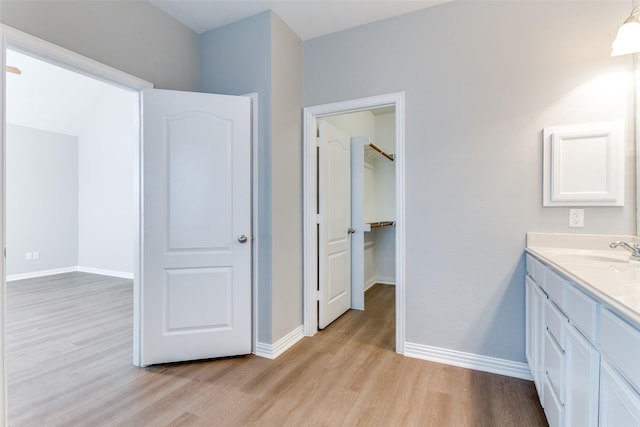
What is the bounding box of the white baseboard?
[7,266,133,282]
[255,325,304,360]
[76,266,133,279]
[7,267,78,282]
[365,277,396,291]
[403,341,533,381]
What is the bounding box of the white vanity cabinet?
[599,309,640,426]
[525,253,640,427]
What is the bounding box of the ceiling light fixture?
[5,66,21,75]
[612,5,640,56]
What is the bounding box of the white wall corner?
[254,325,304,360]
[403,341,533,381]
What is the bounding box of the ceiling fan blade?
[5,66,21,75]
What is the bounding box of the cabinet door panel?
[565,324,600,427]
[533,283,547,403]
[526,276,536,366]
[600,361,640,426]
[600,309,640,392]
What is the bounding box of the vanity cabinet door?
[526,276,535,367]
[565,324,600,427]
[600,361,640,427]
[526,274,547,404]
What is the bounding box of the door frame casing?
[302,92,406,353]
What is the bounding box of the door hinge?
[316,137,321,148]
[315,214,321,224]
[316,290,321,301]
[317,127,320,138]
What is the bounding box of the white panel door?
[318,119,352,329]
[141,88,251,366]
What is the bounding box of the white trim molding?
[404,341,533,381]
[7,266,134,282]
[76,266,134,279]
[243,92,260,356]
[1,24,152,90]
[6,267,78,282]
[254,326,304,360]
[365,277,396,291]
[303,92,406,355]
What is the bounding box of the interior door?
[318,119,352,329]
[140,88,251,366]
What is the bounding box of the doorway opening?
[302,93,405,353]
[4,47,140,424]
[6,49,138,282]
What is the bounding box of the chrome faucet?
[609,241,640,260]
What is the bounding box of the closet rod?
[369,221,395,229]
[368,142,394,161]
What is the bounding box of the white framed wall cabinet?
[542,121,625,206]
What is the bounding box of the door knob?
[238,234,248,243]
[347,228,356,234]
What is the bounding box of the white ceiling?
[6,50,128,136]
[149,0,451,41]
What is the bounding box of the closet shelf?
[367,221,395,230]
[366,142,394,161]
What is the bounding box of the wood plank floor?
[7,273,548,426]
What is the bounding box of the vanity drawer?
[544,268,567,310]
[566,284,599,344]
[600,309,640,393]
[526,254,545,284]
[545,329,565,401]
[544,373,564,427]
[526,254,534,277]
[545,298,567,350]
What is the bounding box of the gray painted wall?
[270,13,303,342]
[7,125,79,275]
[78,88,137,275]
[200,11,304,344]
[0,0,198,90]
[305,1,635,363]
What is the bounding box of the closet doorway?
[302,93,406,353]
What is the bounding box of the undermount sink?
[539,249,632,264]
[551,253,632,264]
[612,282,640,306]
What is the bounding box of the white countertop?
[526,233,640,326]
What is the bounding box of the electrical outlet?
[25,252,32,260]
[569,209,584,228]
[32,251,39,260]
